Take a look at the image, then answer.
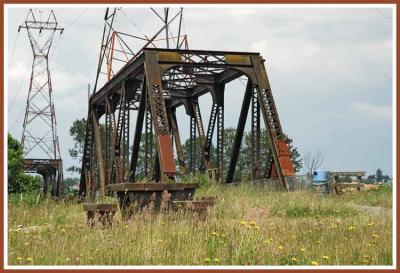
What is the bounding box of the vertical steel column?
[251,86,261,180]
[189,114,196,173]
[204,103,218,170]
[105,98,116,185]
[144,51,176,182]
[193,99,206,171]
[56,161,63,197]
[169,108,186,174]
[79,107,94,198]
[145,94,153,178]
[51,172,56,196]
[93,111,106,196]
[215,85,225,183]
[122,100,131,180]
[113,83,127,184]
[89,110,97,198]
[129,80,147,181]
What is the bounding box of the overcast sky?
[6,5,394,178]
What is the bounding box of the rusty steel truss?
[19,9,64,197]
[79,48,295,199]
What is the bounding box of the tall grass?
[8,183,392,266]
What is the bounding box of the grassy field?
[8,183,393,266]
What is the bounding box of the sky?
[5,5,394,178]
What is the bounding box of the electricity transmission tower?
[18,9,64,197]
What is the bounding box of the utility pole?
[19,9,64,197]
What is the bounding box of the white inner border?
[3,3,397,270]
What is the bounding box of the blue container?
[313,170,329,184]
[313,170,329,195]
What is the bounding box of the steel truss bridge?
[79,48,295,199]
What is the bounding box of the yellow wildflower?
[317,240,321,244]
[291,257,298,262]
[363,259,370,264]
[60,228,66,233]
[26,257,33,262]
[158,239,163,243]
[372,234,378,239]
[254,225,260,230]
[240,220,247,225]
[367,243,372,247]
[322,255,329,260]
[263,240,271,245]
[213,258,220,262]
[311,261,318,266]
[204,258,210,263]
[249,221,257,226]
[348,226,355,231]
[367,222,375,226]
[221,234,226,238]
[278,245,284,250]
[212,231,218,237]
[363,255,371,259]
[343,237,348,241]
[300,248,306,252]
[66,258,71,262]
[24,242,30,246]
[124,225,129,228]
[16,257,22,262]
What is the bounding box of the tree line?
[67,118,303,181]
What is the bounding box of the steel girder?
[79,48,295,199]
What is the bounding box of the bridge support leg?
[129,79,147,181]
[226,80,252,183]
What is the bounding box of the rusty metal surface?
[158,135,176,174]
[108,182,199,192]
[79,48,295,199]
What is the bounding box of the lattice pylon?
[19,9,64,160]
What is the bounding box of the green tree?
[376,168,383,182]
[180,128,301,181]
[67,118,87,174]
[8,133,23,193]
[8,133,41,193]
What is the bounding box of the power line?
[8,57,32,113]
[8,32,20,69]
[64,9,88,29]
[120,9,147,38]
[10,109,25,131]
[50,34,62,58]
